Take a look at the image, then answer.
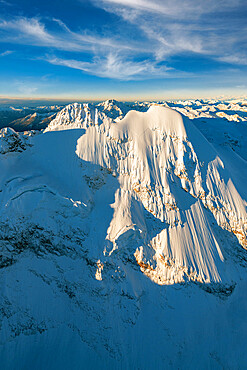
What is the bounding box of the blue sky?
[0,0,246,100]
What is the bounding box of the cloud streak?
[0,0,246,83]
[95,0,247,66]
[46,54,174,80]
[0,15,174,79]
[97,0,240,17]
[0,50,13,57]
[0,16,134,53]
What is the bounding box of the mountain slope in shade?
[10,112,56,131]
[0,104,247,369]
[0,106,62,131]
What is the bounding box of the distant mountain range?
[1,98,247,132]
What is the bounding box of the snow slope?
[0,103,247,369]
[76,105,247,284]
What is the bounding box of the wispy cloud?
[95,0,247,66]
[0,0,12,5]
[0,50,13,57]
[0,15,174,79]
[14,80,38,95]
[0,16,135,53]
[97,0,239,17]
[51,18,135,51]
[0,18,55,45]
[46,53,173,80]
[0,0,246,84]
[218,55,247,66]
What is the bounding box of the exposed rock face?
[0,127,28,154]
[44,103,102,131]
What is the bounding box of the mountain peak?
[0,127,27,153]
[45,101,127,132]
[44,102,97,131]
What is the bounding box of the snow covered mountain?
[44,100,148,132]
[1,102,247,369]
[0,106,62,131]
[9,112,56,131]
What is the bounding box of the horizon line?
[0,94,247,103]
